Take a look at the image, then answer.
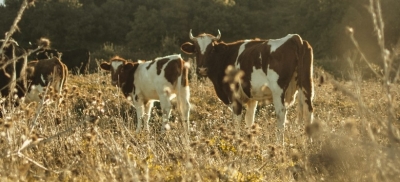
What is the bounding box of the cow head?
[36,49,61,60]
[181,29,221,77]
[100,57,137,87]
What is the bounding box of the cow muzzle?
[198,67,208,76]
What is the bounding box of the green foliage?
[1,0,400,78]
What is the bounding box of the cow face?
[181,29,221,77]
[100,58,137,87]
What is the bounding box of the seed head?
[38,37,50,48]
[4,122,12,129]
[305,122,320,138]
[291,149,300,162]
[55,117,61,125]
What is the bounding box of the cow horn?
[189,29,195,41]
[213,29,221,41]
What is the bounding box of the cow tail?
[58,63,67,94]
[86,51,90,74]
[301,40,314,108]
[62,63,68,90]
[178,59,191,124]
[177,59,187,102]
[52,62,60,93]
[297,39,314,125]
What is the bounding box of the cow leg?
[244,100,258,128]
[159,96,172,132]
[231,100,243,135]
[272,91,287,146]
[142,101,154,131]
[134,101,145,132]
[177,86,191,132]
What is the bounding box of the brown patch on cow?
[120,62,138,97]
[27,57,67,93]
[164,59,182,85]
[266,35,301,94]
[300,40,314,112]
[235,40,266,98]
[146,60,155,70]
[104,56,139,98]
[26,61,38,78]
[156,58,169,75]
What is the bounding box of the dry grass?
[0,64,399,181]
[1,0,400,181]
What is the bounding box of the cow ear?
[181,42,195,54]
[123,62,137,71]
[100,62,111,71]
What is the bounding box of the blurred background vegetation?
[1,0,399,78]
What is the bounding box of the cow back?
[27,57,67,94]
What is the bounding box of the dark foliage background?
[1,0,399,77]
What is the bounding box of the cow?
[100,54,191,132]
[36,48,90,75]
[1,39,67,105]
[25,57,68,102]
[181,30,314,144]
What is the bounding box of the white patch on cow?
[25,84,44,102]
[235,40,252,65]
[36,84,44,93]
[40,74,46,84]
[155,54,182,62]
[244,100,258,127]
[268,34,294,53]
[196,36,213,55]
[248,65,283,102]
[111,61,123,71]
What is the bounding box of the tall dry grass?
[0,0,400,181]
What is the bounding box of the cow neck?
[121,64,138,98]
[209,41,247,80]
[204,41,244,105]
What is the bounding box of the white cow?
[100,55,191,132]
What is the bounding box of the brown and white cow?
[25,57,68,102]
[1,39,66,117]
[181,30,314,144]
[100,55,191,132]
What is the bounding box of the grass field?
[1,1,400,181]
[0,61,399,181]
